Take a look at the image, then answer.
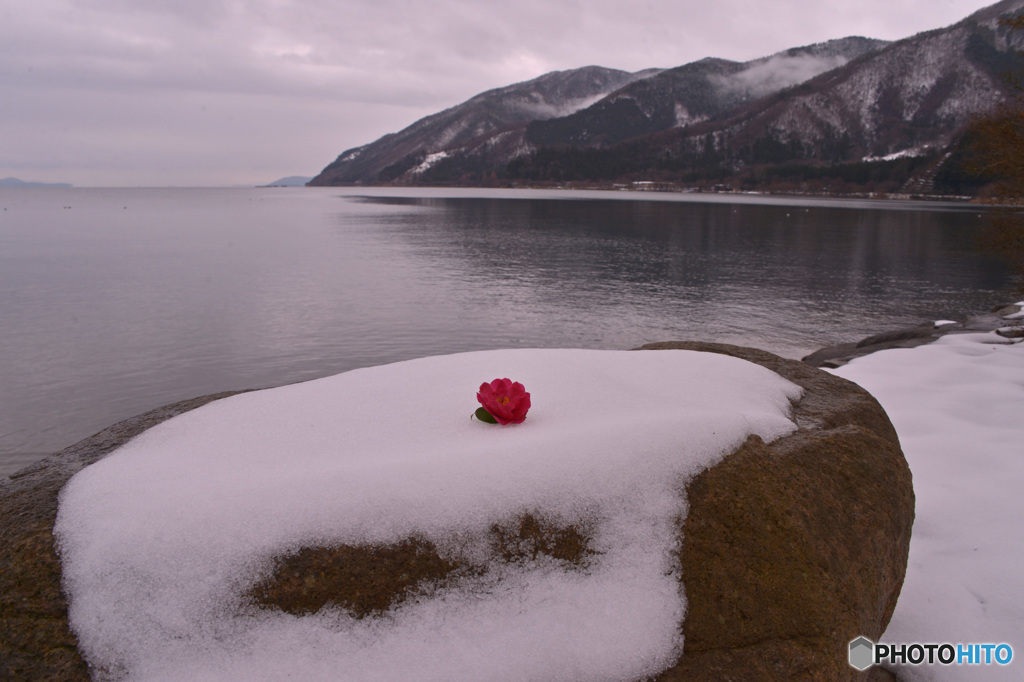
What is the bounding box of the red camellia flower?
[476,378,531,425]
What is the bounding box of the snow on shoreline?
[832,319,1024,681]
[54,349,801,681]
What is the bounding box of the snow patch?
[832,330,1024,681]
[863,146,930,163]
[339,148,363,162]
[55,349,801,682]
[412,151,449,174]
[1003,301,1024,320]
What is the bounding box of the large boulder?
[639,342,912,681]
[0,345,912,680]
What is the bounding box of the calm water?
[0,187,1012,477]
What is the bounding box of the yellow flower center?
[497,396,510,405]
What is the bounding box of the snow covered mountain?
[524,37,888,148]
[310,0,1024,190]
[309,66,659,185]
[635,0,1024,170]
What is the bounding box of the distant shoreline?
[301,181,987,204]
[0,177,73,188]
[0,184,996,203]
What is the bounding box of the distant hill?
[309,66,660,186]
[0,177,72,188]
[310,0,1024,196]
[263,176,314,187]
[523,37,889,149]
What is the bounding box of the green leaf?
[474,407,499,424]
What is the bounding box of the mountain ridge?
[0,177,73,188]
[311,66,660,185]
[310,0,1024,194]
[523,36,890,150]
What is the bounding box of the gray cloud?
[713,54,851,100]
[0,0,998,186]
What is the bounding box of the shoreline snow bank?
[832,326,1024,682]
[55,348,801,681]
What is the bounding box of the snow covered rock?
[221,343,914,681]
[803,302,1024,368]
[1,345,912,680]
[0,391,247,681]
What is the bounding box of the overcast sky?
[0,0,1002,187]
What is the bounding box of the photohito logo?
[849,637,1014,671]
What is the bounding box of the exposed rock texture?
[638,342,912,681]
[803,301,1024,367]
[1,345,913,680]
[247,514,594,619]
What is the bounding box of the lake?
[0,186,1013,478]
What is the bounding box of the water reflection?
[977,208,1024,293]
[348,195,1009,357]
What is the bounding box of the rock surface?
[0,346,913,680]
[803,302,1024,368]
[638,342,912,681]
